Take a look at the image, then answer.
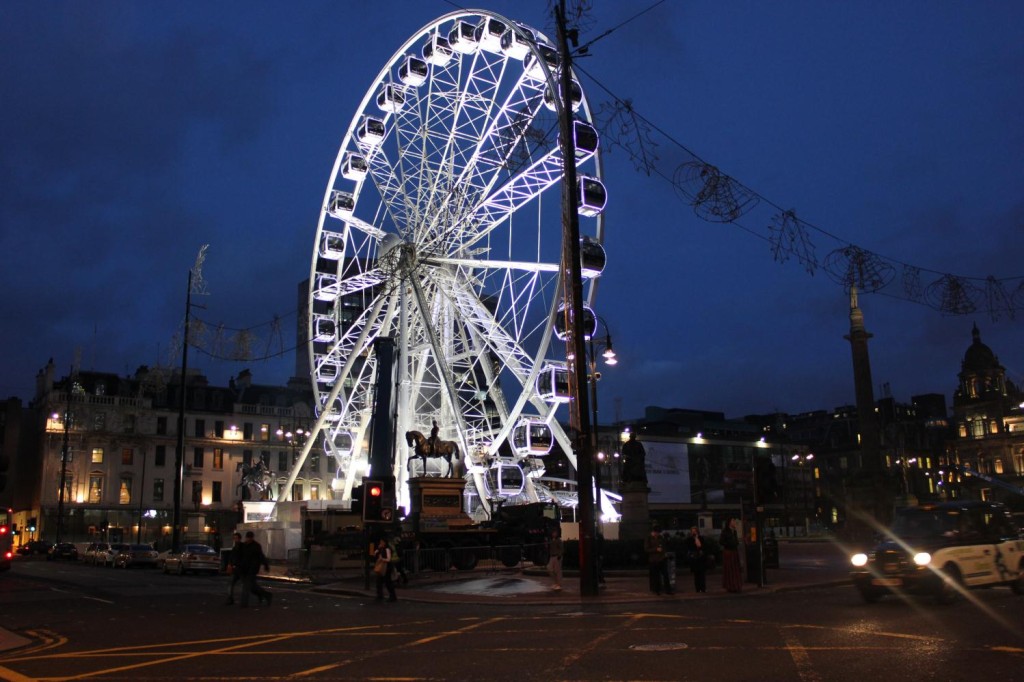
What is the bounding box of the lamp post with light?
[277,426,311,500]
[587,315,618,527]
[790,453,815,534]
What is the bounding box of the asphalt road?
[2,557,1023,681]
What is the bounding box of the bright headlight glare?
[851,553,868,567]
[913,552,931,566]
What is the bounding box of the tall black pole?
[555,0,597,597]
[55,370,72,545]
[172,269,192,554]
[136,448,148,544]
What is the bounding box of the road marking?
[561,614,644,668]
[783,634,822,682]
[0,664,35,682]
[291,661,346,676]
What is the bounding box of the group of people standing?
[646,518,743,595]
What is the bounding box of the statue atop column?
[621,431,647,485]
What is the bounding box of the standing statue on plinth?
[621,431,648,485]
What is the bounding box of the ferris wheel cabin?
[312,316,336,343]
[474,17,507,53]
[485,461,526,497]
[554,304,597,342]
[523,45,560,81]
[319,231,344,260]
[448,21,479,54]
[513,419,555,456]
[377,83,405,113]
[313,274,340,302]
[577,175,607,217]
[500,24,535,60]
[356,116,385,146]
[536,364,571,403]
[329,190,355,217]
[341,153,368,181]
[398,55,428,87]
[580,236,606,279]
[422,33,453,66]
[544,78,582,112]
[569,120,600,158]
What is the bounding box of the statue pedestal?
[618,482,651,542]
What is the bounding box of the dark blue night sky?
[2,1,1021,421]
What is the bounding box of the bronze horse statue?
[405,429,459,478]
[237,460,272,500]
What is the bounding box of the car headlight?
[912,552,931,566]
[851,553,868,567]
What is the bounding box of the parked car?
[98,543,130,567]
[47,542,79,561]
[850,501,1024,604]
[17,540,52,556]
[114,543,159,568]
[161,544,220,575]
[83,542,112,565]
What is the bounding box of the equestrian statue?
[405,420,459,478]
[237,460,272,500]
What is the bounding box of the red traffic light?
[369,485,382,497]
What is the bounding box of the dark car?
[47,542,79,561]
[114,543,159,568]
[850,501,1024,604]
[17,540,51,556]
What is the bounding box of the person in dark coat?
[224,532,243,605]
[374,537,397,602]
[720,518,742,593]
[644,526,673,595]
[684,526,708,593]
[237,531,272,608]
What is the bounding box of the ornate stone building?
[947,324,1024,505]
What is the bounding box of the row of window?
[61,474,328,505]
[66,446,335,473]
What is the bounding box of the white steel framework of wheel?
[294,10,607,518]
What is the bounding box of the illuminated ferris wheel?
[303,9,607,516]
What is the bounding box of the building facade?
[16,360,323,550]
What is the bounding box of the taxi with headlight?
[850,501,1024,604]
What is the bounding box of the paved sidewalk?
[276,539,852,606]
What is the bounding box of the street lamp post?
[587,317,618,531]
[790,453,815,534]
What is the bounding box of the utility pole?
[554,0,597,597]
[172,267,192,554]
[55,368,73,545]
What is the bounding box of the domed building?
[949,324,1024,504]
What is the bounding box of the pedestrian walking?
[238,531,272,608]
[388,535,408,586]
[374,537,397,602]
[547,528,563,591]
[224,532,242,605]
[720,518,743,593]
[644,525,673,595]
[684,526,707,593]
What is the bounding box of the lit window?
[91,448,104,464]
[88,474,104,503]
[994,459,1004,475]
[119,477,132,505]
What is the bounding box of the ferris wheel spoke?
[425,63,547,242]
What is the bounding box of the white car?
[850,501,1024,604]
[161,544,220,575]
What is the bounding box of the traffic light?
[27,518,36,533]
[362,478,383,522]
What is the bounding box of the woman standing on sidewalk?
[547,528,563,591]
[719,518,742,593]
